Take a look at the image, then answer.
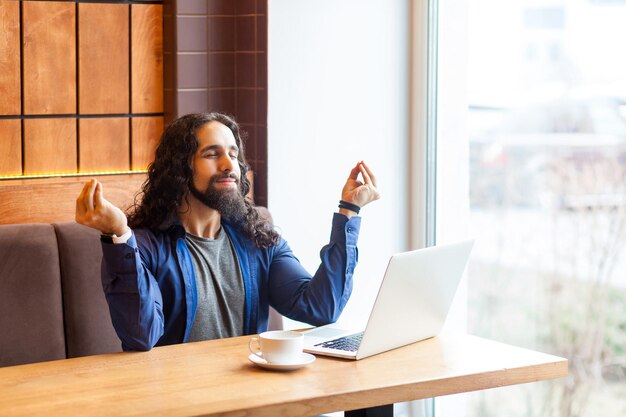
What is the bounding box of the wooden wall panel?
[131,4,163,113]
[79,3,129,114]
[0,174,145,225]
[0,1,20,115]
[79,118,129,172]
[23,2,76,115]
[0,0,168,225]
[0,120,21,176]
[23,119,76,175]
[132,116,163,170]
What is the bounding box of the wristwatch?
[100,229,132,244]
[100,234,114,244]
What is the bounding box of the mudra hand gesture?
[340,161,381,215]
[75,179,130,236]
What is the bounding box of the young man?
[76,112,380,351]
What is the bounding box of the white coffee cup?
[248,330,304,364]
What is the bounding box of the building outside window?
[438,0,626,416]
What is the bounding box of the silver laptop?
[303,240,474,360]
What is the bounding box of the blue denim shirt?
[100,213,361,351]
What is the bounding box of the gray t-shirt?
[184,228,245,342]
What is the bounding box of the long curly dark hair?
[127,112,280,248]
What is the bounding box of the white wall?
[268,0,410,329]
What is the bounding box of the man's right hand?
[75,179,130,236]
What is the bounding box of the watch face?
[100,235,114,244]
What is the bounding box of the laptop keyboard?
[314,332,364,352]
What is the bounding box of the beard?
[189,173,248,221]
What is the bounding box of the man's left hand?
[340,161,381,215]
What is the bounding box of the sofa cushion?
[54,222,122,357]
[0,224,66,367]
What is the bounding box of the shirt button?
[347,227,354,233]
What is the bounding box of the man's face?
[189,121,245,217]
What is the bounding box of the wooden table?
[0,333,567,417]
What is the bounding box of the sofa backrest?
[0,222,122,368]
[54,222,122,359]
[0,224,66,367]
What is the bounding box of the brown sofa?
[0,222,122,367]
[0,216,282,368]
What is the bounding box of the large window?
[438,0,626,416]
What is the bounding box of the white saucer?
[248,353,316,371]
